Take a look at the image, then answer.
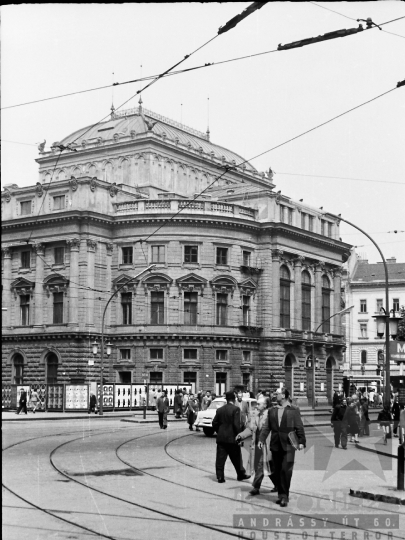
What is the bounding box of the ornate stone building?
[1,103,351,404]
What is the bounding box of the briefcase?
[288,431,299,450]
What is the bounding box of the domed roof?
[59,105,257,172]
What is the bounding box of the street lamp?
[96,265,155,416]
[311,305,354,409]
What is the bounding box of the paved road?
[2,418,404,540]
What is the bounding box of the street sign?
[390,341,405,362]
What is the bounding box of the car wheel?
[203,427,215,437]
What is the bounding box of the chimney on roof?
[387,257,397,264]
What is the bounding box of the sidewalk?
[2,410,175,422]
[350,433,405,505]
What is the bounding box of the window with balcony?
[122,247,133,265]
[216,247,228,265]
[54,247,65,265]
[242,251,251,266]
[53,195,65,210]
[216,293,228,325]
[184,349,198,361]
[360,299,367,313]
[21,251,31,269]
[242,295,251,325]
[53,292,64,324]
[20,200,32,215]
[151,291,165,324]
[121,292,132,325]
[184,245,198,264]
[302,270,311,331]
[321,275,331,332]
[184,291,197,325]
[151,245,165,263]
[280,265,291,329]
[120,349,131,361]
[150,349,163,361]
[20,295,30,325]
[216,350,228,362]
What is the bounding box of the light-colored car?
[194,397,257,436]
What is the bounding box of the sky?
[2,2,404,263]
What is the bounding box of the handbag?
[288,431,299,450]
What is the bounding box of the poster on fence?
[97,384,114,408]
[65,385,89,409]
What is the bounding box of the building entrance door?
[216,372,227,396]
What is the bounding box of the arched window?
[13,354,24,385]
[321,275,331,332]
[302,270,311,331]
[280,265,291,328]
[361,350,367,364]
[47,353,58,384]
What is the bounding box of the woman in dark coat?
[173,390,183,419]
[359,398,370,436]
[392,396,401,437]
[88,393,98,414]
[344,399,360,443]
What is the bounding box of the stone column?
[2,247,12,328]
[33,243,45,327]
[86,239,97,327]
[67,238,80,327]
[333,269,342,334]
[293,256,304,330]
[105,243,113,327]
[271,249,283,329]
[314,262,324,332]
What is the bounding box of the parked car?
[194,397,257,436]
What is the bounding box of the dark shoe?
[270,486,278,492]
[280,498,288,507]
[237,474,251,481]
[249,488,260,495]
[196,428,200,432]
[163,426,167,429]
[276,499,282,505]
[335,445,339,448]
[342,447,347,450]
[189,427,193,431]
[218,478,225,483]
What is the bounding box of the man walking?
[173,390,183,419]
[212,390,251,483]
[29,388,41,413]
[235,390,249,428]
[258,388,305,507]
[156,390,169,429]
[15,388,28,415]
[331,397,347,448]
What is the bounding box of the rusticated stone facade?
[2,105,351,404]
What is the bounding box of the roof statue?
[37,140,46,153]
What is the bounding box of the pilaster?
[2,247,12,328]
[33,243,45,327]
[67,238,80,327]
[333,269,342,334]
[271,249,283,329]
[85,239,97,327]
[314,262,324,331]
[293,256,304,330]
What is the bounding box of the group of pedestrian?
[15,388,41,415]
[213,388,306,508]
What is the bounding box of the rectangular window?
[14,361,24,385]
[151,245,165,263]
[151,291,165,324]
[376,299,383,312]
[393,299,400,312]
[184,245,198,263]
[20,200,32,215]
[150,348,163,361]
[242,351,251,364]
[308,216,314,232]
[301,212,306,230]
[216,247,228,265]
[184,372,197,393]
[20,295,30,325]
[242,372,251,390]
[184,349,197,361]
[242,295,251,326]
[302,286,311,331]
[21,251,31,269]
[360,299,367,313]
[121,292,132,325]
[120,349,131,361]
[184,292,198,325]
[280,282,290,328]
[150,371,163,384]
[216,293,228,325]
[215,372,227,395]
[216,350,228,362]
[54,247,65,265]
[322,291,331,332]
[360,323,368,338]
[53,195,65,210]
[122,247,133,265]
[53,292,64,324]
[242,251,251,266]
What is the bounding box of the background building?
[342,252,405,393]
[2,104,352,404]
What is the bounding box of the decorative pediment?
[10,277,35,297]
[112,274,139,292]
[239,278,257,297]
[142,273,173,293]
[43,274,69,296]
[176,273,207,295]
[210,275,238,297]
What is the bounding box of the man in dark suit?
[258,388,305,507]
[212,390,251,483]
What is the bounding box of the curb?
[349,489,405,505]
[356,441,399,459]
